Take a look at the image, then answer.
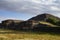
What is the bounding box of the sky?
[0,10,35,22]
[0,0,60,22]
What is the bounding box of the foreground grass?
[0,29,60,40]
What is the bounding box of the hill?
[0,19,24,29]
[28,13,60,26]
[0,13,60,32]
[28,13,60,21]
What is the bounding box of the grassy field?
[0,29,60,40]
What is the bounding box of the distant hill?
[1,19,24,29]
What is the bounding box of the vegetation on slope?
[47,17,60,26]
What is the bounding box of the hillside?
[0,13,60,32]
[28,13,60,22]
[28,13,60,26]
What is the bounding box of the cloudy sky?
[0,0,60,22]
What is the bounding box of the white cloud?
[32,0,56,5]
[0,0,60,15]
[32,0,41,3]
[50,6,60,11]
[0,16,20,20]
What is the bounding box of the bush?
[47,18,59,25]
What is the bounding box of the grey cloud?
[0,0,60,15]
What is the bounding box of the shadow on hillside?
[33,27,60,35]
[0,25,60,35]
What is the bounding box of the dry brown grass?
[0,33,60,40]
[0,29,60,40]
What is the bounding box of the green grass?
[0,29,60,40]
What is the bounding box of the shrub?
[47,17,59,25]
